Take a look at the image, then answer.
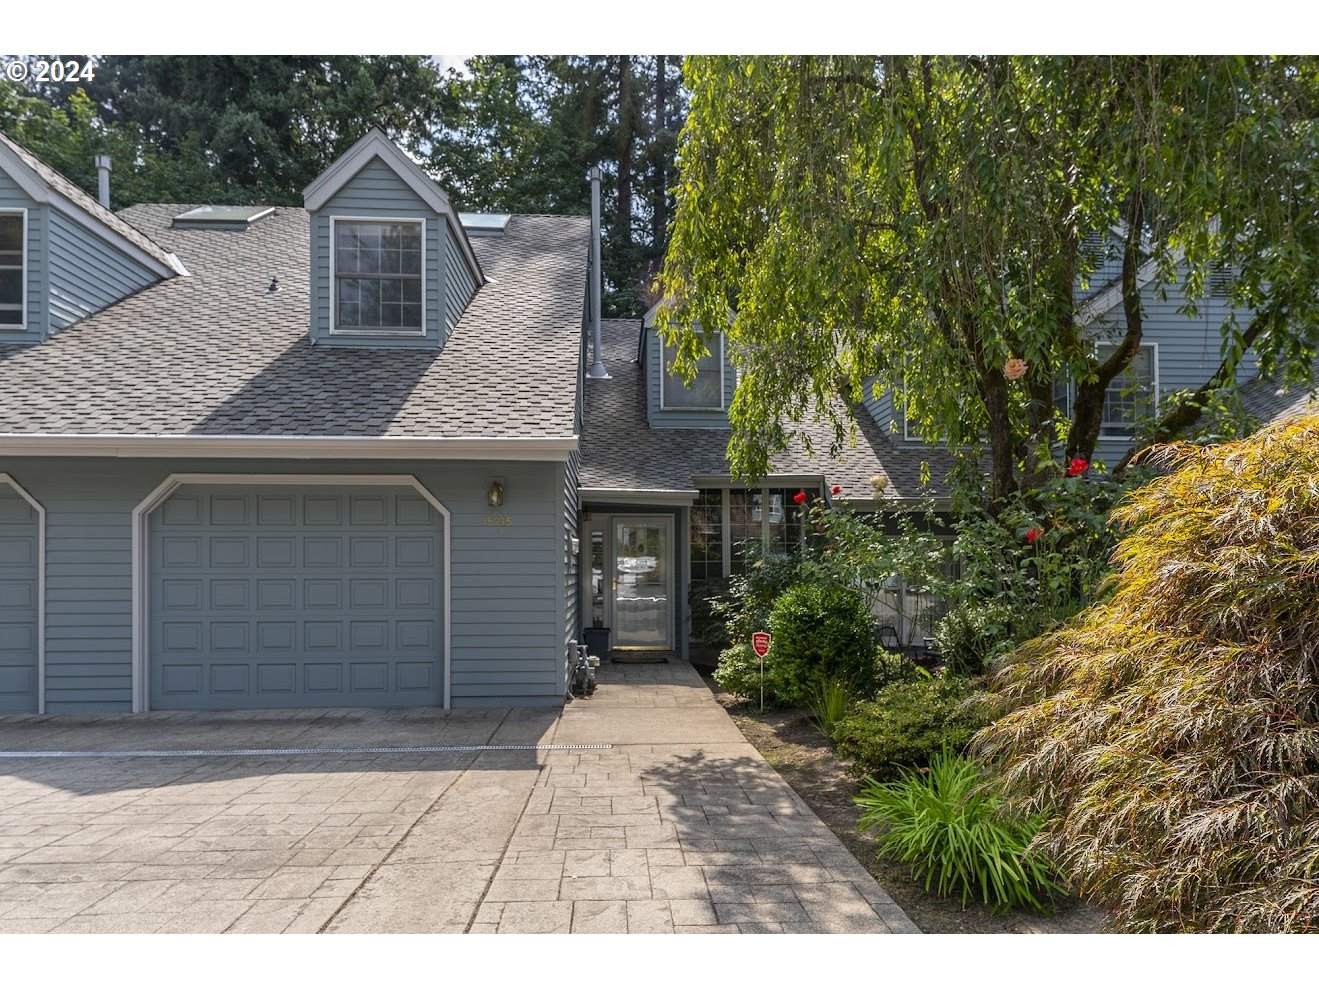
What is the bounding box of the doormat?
[610,653,670,665]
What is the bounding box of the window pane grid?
[1099,344,1154,435]
[334,221,423,331]
[0,214,23,325]
[662,336,722,409]
[689,489,724,581]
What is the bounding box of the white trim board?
[130,473,452,713]
[329,214,427,338]
[0,473,45,714]
[0,434,578,461]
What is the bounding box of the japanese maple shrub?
[973,416,1319,932]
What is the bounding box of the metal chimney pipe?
[94,155,112,209]
[586,165,610,380]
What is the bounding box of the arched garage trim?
[0,473,45,714]
[131,473,451,713]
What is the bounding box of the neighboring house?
[0,128,1309,715]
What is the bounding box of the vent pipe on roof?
[586,165,610,380]
[94,155,112,209]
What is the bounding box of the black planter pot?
[583,626,611,660]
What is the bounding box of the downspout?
[95,155,112,209]
[586,166,610,380]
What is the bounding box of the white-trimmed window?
[660,333,724,410]
[332,218,424,334]
[1098,342,1158,438]
[0,209,25,329]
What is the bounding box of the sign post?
[751,632,771,712]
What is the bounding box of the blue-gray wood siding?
[866,269,1263,467]
[310,158,442,349]
[0,172,45,341]
[644,329,738,429]
[309,157,480,350]
[0,485,38,712]
[0,457,567,711]
[444,225,478,341]
[561,450,580,695]
[47,208,158,333]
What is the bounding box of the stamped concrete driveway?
[0,661,917,934]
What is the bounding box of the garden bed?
[703,673,1109,934]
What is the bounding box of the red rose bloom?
[1026,527,1044,543]
[793,490,808,505]
[831,485,842,495]
[1067,457,1089,477]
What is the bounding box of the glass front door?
[612,517,673,649]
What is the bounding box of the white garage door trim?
[0,473,45,714]
[132,473,451,713]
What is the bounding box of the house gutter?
[0,434,579,462]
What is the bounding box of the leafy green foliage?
[974,415,1319,932]
[856,751,1063,913]
[833,677,990,778]
[659,56,1319,498]
[765,582,875,706]
[934,601,1015,677]
[712,643,777,705]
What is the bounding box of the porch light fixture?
[488,480,504,508]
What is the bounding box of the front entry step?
[609,651,671,665]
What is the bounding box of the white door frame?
[609,514,674,650]
[131,473,451,713]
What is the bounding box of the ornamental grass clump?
[973,415,1319,932]
[855,750,1063,913]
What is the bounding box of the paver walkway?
[0,661,916,934]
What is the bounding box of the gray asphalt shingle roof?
[579,319,955,501]
[0,203,589,438]
[1239,356,1319,426]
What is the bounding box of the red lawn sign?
[751,632,771,711]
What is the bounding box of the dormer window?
[0,210,25,328]
[332,218,424,335]
[660,332,725,410]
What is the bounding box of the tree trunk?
[651,55,668,249]
[616,56,635,255]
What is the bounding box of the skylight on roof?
[172,205,275,229]
[459,212,511,235]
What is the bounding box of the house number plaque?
[483,515,513,527]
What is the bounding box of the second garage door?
[150,484,443,710]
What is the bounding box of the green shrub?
[856,751,1063,913]
[808,680,856,738]
[974,416,1319,932]
[765,582,875,706]
[873,647,924,689]
[716,548,814,644]
[688,576,732,651]
[712,643,781,705]
[934,600,1015,675]
[833,676,989,778]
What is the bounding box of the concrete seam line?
[0,744,613,759]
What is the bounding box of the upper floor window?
[0,210,25,328]
[1098,342,1157,438]
[333,218,423,334]
[660,333,724,410]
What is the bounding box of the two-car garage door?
[149,483,444,710]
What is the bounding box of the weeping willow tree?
[973,415,1319,932]
[658,56,1319,503]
